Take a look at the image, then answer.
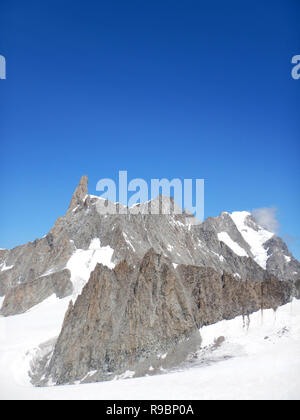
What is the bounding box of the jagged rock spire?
[68,175,88,212]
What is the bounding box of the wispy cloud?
[281,233,300,245]
[252,207,279,233]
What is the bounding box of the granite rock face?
[294,279,300,299]
[1,176,298,385]
[1,269,73,316]
[67,175,88,212]
[41,249,293,385]
[45,250,198,384]
[265,236,300,281]
[0,176,299,317]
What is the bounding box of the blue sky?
[0,0,299,258]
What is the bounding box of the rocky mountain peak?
[67,175,88,212]
[1,177,299,318]
[36,249,293,386]
[1,176,299,388]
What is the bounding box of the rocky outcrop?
[294,279,300,299]
[178,265,293,326]
[67,175,88,212]
[265,236,300,282]
[0,249,8,265]
[1,269,73,316]
[41,249,293,386]
[1,176,298,388]
[1,175,299,318]
[44,251,198,385]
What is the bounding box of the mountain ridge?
[1,175,299,386]
[33,249,293,386]
[1,176,299,317]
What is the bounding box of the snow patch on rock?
[218,232,248,257]
[0,262,14,272]
[230,211,274,269]
[67,238,115,298]
[0,296,5,311]
[123,233,135,252]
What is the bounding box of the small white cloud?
[252,207,279,233]
[282,233,300,245]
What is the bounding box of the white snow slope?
[217,232,248,257]
[230,211,274,269]
[67,238,115,298]
[1,294,300,400]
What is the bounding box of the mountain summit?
[0,176,299,385]
[67,175,88,212]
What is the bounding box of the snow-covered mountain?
[0,176,299,317]
[0,176,299,394]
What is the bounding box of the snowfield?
[0,293,300,400]
[217,232,248,257]
[67,238,115,298]
[230,211,274,269]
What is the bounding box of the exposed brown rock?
[67,175,88,212]
[178,265,293,327]
[42,249,293,385]
[1,176,300,319]
[1,269,73,316]
[293,278,300,299]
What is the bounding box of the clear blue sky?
[0,0,299,258]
